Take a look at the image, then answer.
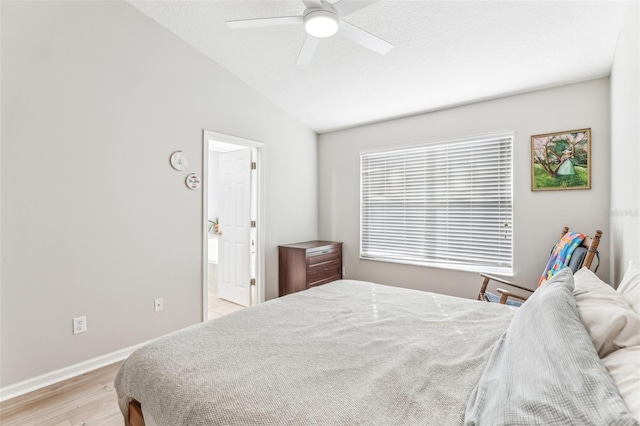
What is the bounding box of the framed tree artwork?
[531,128,591,191]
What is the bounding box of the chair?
[478,227,602,306]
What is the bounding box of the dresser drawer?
[307,247,340,266]
[307,259,341,278]
[308,275,341,288]
[307,258,341,274]
[307,266,341,287]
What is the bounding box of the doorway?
[202,130,265,322]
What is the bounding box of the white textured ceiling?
[129,1,629,133]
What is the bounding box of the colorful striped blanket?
[538,232,586,287]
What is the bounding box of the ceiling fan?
[226,0,393,65]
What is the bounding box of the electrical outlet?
[73,316,87,335]
[342,266,346,277]
[154,298,163,312]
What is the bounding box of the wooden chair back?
[572,226,602,270]
[477,226,602,304]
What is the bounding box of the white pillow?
[618,260,640,315]
[573,268,640,358]
[602,345,640,423]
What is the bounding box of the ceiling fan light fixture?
[304,10,339,38]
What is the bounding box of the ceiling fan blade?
[302,0,323,9]
[226,16,302,29]
[296,36,321,65]
[332,0,379,17]
[338,20,393,55]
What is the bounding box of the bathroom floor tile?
[207,293,246,319]
[208,293,228,308]
[211,302,245,316]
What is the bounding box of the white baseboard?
[0,340,152,402]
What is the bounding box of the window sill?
[359,255,513,277]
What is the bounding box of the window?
[360,133,513,275]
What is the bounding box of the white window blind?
[360,133,513,275]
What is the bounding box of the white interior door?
[218,148,252,306]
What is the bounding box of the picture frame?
[531,128,591,191]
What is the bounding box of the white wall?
[610,1,640,284]
[319,79,611,299]
[0,1,317,388]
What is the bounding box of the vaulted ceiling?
[130,1,629,133]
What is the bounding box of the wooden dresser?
[278,240,343,296]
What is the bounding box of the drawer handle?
[321,250,329,254]
[323,268,329,271]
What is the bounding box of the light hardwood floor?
[0,361,124,426]
[1,297,244,426]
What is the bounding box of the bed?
[115,271,640,426]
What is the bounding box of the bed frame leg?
[129,400,145,426]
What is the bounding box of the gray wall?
[1,1,317,387]
[319,79,611,299]
[610,1,640,284]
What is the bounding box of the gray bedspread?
[465,268,639,426]
[115,280,514,426]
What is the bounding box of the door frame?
[202,130,266,321]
